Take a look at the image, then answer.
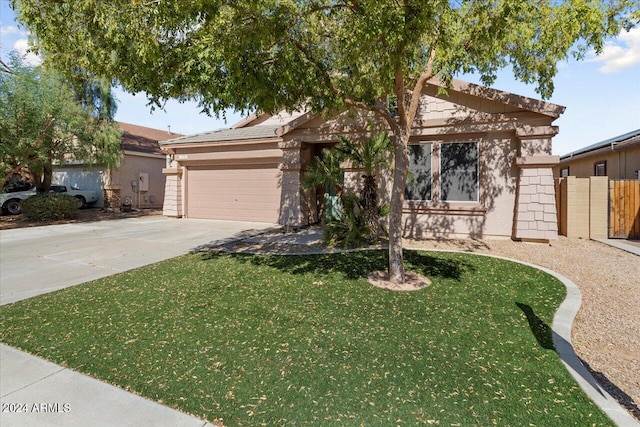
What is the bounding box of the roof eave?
[431,78,566,118]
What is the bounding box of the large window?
[440,142,479,202]
[405,141,479,203]
[405,143,432,201]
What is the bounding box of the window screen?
[440,142,478,202]
[405,143,432,201]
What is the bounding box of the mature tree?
[13,0,637,282]
[0,54,122,192]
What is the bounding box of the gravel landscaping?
[403,236,640,420]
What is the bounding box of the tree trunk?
[361,175,379,241]
[387,131,409,284]
[36,163,53,193]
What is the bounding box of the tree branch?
[407,48,437,126]
[0,58,15,75]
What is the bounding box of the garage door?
[186,164,282,222]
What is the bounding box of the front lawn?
[0,250,611,425]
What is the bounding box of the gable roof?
[119,122,181,154]
[160,78,564,147]
[160,125,281,146]
[560,129,640,160]
[441,78,565,118]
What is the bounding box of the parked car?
[0,188,36,215]
[0,185,99,215]
[48,185,99,209]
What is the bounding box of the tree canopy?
[12,0,638,282]
[0,54,122,192]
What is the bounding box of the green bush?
[22,193,78,221]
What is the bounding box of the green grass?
[0,250,611,426]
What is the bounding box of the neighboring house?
[161,79,564,241]
[554,129,640,179]
[54,122,179,209]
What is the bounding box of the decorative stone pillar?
[278,140,304,227]
[162,167,183,217]
[514,126,560,242]
[103,185,121,212]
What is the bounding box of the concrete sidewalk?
[1,217,275,427]
[595,238,640,256]
[1,345,215,427]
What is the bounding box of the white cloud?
[13,38,41,66]
[0,25,20,36]
[589,26,640,73]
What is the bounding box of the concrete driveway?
[0,216,276,306]
[0,216,274,427]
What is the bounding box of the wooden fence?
[609,180,640,239]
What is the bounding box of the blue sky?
[1,1,639,155]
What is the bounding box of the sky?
[1,1,639,156]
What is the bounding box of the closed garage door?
[186,164,281,222]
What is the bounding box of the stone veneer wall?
[278,140,304,226]
[103,186,121,212]
[515,167,559,241]
[162,168,182,217]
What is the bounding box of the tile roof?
[119,122,181,154]
[560,129,640,159]
[160,125,281,145]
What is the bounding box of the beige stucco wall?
[162,81,562,237]
[361,133,519,239]
[288,86,560,239]
[108,152,166,209]
[555,144,640,179]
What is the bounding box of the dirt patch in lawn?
[367,270,431,291]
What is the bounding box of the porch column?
[278,139,304,227]
[162,165,183,218]
[514,126,560,242]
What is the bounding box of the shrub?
[21,193,78,221]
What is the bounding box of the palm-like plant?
[337,133,392,238]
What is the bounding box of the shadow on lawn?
[516,302,554,350]
[200,249,474,282]
[517,302,640,420]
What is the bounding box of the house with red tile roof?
[53,122,180,209]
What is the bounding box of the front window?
[594,161,607,176]
[560,167,569,178]
[405,143,432,201]
[440,142,479,202]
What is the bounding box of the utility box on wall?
[138,173,149,192]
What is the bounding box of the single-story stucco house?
[160,79,564,241]
[554,129,640,179]
[54,122,179,209]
